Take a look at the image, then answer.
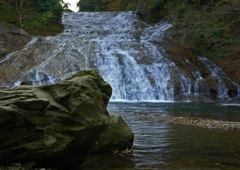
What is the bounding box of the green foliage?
[148,0,165,13]
[21,10,63,34]
[79,0,138,12]
[94,6,101,12]
[165,0,240,60]
[0,4,19,22]
[36,0,64,23]
[0,1,64,35]
[24,11,42,28]
[62,2,73,12]
[78,0,96,11]
[192,18,231,56]
[126,2,137,11]
[41,11,54,24]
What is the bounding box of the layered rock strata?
[0,70,133,168]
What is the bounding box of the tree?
[165,0,240,58]
[16,0,35,26]
[62,2,72,12]
[36,0,64,23]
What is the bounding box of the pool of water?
[109,102,240,169]
[108,102,240,121]
[77,102,240,170]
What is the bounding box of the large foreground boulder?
[0,70,133,167]
[70,115,134,168]
[93,114,134,152]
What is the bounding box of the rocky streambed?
[171,117,240,130]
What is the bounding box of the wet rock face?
[0,22,31,60]
[159,38,240,101]
[0,70,116,166]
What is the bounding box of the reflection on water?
[103,102,240,170]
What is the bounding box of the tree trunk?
[19,13,22,26]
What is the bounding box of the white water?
[32,71,60,85]
[4,12,240,101]
[61,12,180,101]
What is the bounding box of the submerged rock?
[0,70,133,168]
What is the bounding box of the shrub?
[148,0,165,13]
[126,2,137,11]
[36,0,63,23]
[41,11,54,24]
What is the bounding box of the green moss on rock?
[0,70,122,167]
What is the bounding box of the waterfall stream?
[61,12,175,101]
[1,12,239,102]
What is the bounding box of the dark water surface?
[99,102,240,170]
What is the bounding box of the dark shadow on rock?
[72,153,135,170]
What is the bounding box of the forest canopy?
[0,0,68,34]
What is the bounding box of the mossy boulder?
[93,114,134,152]
[0,70,119,166]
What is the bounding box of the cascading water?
[61,12,181,101]
[12,71,60,88]
[0,11,239,102]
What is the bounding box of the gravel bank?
[170,117,240,130]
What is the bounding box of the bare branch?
[17,0,35,26]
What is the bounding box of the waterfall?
[62,12,178,101]
[1,12,239,102]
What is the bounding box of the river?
[97,102,240,170]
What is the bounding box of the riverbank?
[170,117,240,130]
